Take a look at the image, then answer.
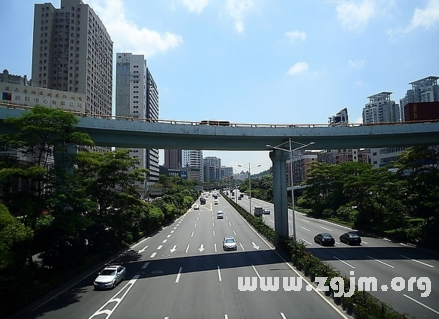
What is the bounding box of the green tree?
[0,106,94,266]
[0,204,33,270]
[73,149,148,253]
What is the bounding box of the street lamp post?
[266,139,315,239]
[238,163,261,216]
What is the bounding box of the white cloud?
[181,0,210,14]
[336,0,375,30]
[285,31,306,42]
[225,0,255,33]
[88,0,183,57]
[287,62,309,75]
[408,0,439,30]
[349,60,365,69]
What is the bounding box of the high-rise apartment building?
[182,150,203,181]
[204,156,221,182]
[362,92,403,168]
[328,108,349,126]
[164,149,182,170]
[32,0,113,116]
[115,53,159,186]
[400,76,439,121]
[362,92,400,124]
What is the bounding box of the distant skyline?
[1,0,438,174]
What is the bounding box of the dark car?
[340,232,362,245]
[314,233,335,246]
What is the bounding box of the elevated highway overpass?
[1,103,439,243]
[1,104,439,151]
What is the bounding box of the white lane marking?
[401,255,434,268]
[185,244,190,253]
[173,227,177,230]
[175,267,182,283]
[251,265,262,279]
[167,234,171,238]
[240,243,245,251]
[320,218,353,230]
[225,315,228,319]
[141,262,150,269]
[362,241,368,244]
[150,252,157,258]
[199,244,205,252]
[280,313,287,319]
[367,256,394,268]
[170,245,177,253]
[157,245,163,250]
[130,236,149,249]
[233,230,237,236]
[162,239,167,243]
[217,266,222,282]
[88,275,140,319]
[170,230,174,233]
[197,216,199,221]
[214,244,217,252]
[333,256,355,269]
[194,223,197,228]
[252,242,260,250]
[213,230,216,237]
[229,221,232,226]
[301,227,311,232]
[212,222,215,227]
[321,226,332,231]
[383,238,391,241]
[301,238,312,245]
[403,294,439,315]
[138,245,148,253]
[191,231,194,237]
[301,218,309,223]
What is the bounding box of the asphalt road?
[232,191,439,319]
[12,193,350,319]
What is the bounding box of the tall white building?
[362,92,401,124]
[32,0,113,116]
[400,76,439,121]
[116,53,159,188]
[182,150,203,181]
[362,92,404,168]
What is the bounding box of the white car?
[223,237,237,250]
[194,204,200,210]
[94,265,126,290]
[217,211,224,219]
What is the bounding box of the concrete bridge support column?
[269,149,289,247]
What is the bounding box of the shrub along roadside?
[222,192,408,319]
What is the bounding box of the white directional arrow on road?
[198,244,205,252]
[252,242,260,250]
[170,245,177,253]
[138,245,148,253]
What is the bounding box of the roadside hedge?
[222,192,409,319]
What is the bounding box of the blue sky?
[1,0,438,174]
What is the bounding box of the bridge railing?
[2,101,438,128]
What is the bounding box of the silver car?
[223,237,237,251]
[94,265,126,290]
